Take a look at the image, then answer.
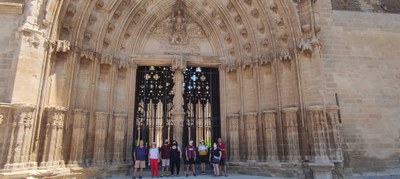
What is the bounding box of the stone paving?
[106,169,292,179]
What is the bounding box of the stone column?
[68,109,88,167]
[326,106,343,162]
[227,114,240,162]
[93,112,108,166]
[262,110,279,162]
[307,106,329,162]
[307,106,334,179]
[281,107,300,162]
[244,112,258,162]
[171,56,186,147]
[113,114,127,165]
[126,60,136,164]
[3,104,36,170]
[41,107,67,168]
[0,103,11,168]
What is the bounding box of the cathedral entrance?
[133,66,220,147]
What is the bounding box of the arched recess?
[41,0,338,171]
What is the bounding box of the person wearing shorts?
[160,139,171,177]
[133,140,147,179]
[185,140,197,177]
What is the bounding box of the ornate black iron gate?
[133,66,220,148]
[133,66,175,147]
[182,67,220,148]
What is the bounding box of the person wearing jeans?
[149,142,160,178]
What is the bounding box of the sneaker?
[166,173,170,177]
[225,174,228,177]
[193,173,196,176]
[186,174,189,177]
[160,173,163,177]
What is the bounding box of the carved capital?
[56,40,71,52]
[72,109,89,128]
[297,38,322,57]
[46,106,67,129]
[11,103,36,128]
[101,55,114,65]
[118,57,130,69]
[278,49,292,61]
[80,50,96,61]
[0,103,11,125]
[241,57,256,69]
[224,60,239,73]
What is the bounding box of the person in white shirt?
[149,142,160,178]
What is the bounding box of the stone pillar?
[93,112,108,166]
[68,109,88,167]
[0,103,11,168]
[113,114,127,165]
[41,107,67,168]
[3,104,36,170]
[307,106,334,179]
[262,110,279,162]
[227,114,240,161]
[326,106,343,162]
[171,56,186,146]
[244,112,258,162]
[281,107,300,162]
[307,106,329,162]
[126,60,137,164]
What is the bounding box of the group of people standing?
[132,138,228,178]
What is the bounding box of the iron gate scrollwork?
[133,66,220,148]
[183,67,220,147]
[134,66,175,147]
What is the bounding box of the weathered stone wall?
[317,0,400,174]
[0,12,23,102]
[331,0,400,13]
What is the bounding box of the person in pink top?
[217,138,228,177]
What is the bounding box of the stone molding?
[0,2,23,15]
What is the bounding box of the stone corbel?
[171,55,186,71]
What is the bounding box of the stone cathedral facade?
[0,0,399,178]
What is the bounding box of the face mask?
[213,144,217,148]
